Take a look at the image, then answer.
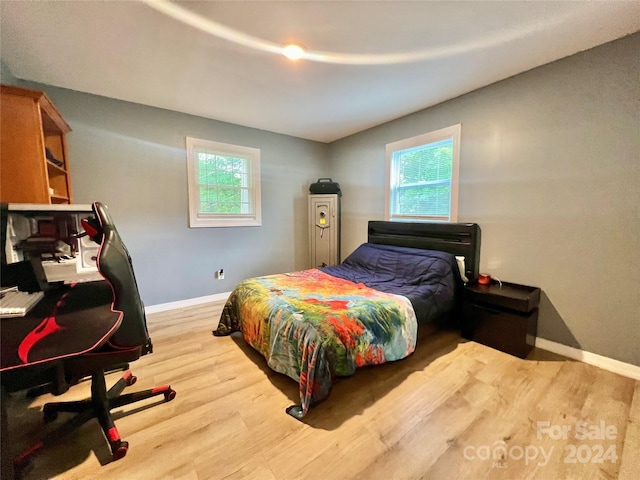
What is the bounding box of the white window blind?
[386,124,461,222]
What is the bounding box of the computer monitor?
[1,203,102,291]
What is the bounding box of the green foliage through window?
[196,150,251,215]
[186,137,261,228]
[386,124,460,222]
[393,139,453,217]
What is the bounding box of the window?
[385,124,461,223]
[186,137,261,227]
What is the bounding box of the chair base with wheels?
[15,361,176,472]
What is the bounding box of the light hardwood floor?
[6,301,639,479]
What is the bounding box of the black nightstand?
[461,280,541,358]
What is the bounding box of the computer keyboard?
[0,289,44,318]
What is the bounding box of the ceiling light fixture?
[282,44,305,60]
[143,0,573,66]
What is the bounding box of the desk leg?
[1,385,16,480]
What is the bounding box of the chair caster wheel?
[43,408,58,423]
[164,389,176,402]
[112,441,129,461]
[126,375,137,386]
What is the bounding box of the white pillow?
[455,256,469,283]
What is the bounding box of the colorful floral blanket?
[214,269,417,419]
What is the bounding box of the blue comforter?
[322,243,462,323]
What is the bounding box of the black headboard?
[367,221,481,281]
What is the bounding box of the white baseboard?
[145,291,231,315]
[535,337,640,381]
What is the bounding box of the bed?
[213,221,480,419]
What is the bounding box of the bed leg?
[285,405,305,420]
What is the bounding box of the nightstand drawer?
[464,282,540,313]
[462,302,538,358]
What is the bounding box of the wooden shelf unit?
[1,84,73,204]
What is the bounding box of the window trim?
[385,124,461,223]
[186,137,262,228]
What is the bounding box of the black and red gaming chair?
[15,202,175,468]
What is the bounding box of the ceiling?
[2,1,639,143]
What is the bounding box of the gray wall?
[330,33,640,366]
[0,60,18,84]
[8,83,328,306]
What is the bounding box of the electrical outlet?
[216,269,225,280]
